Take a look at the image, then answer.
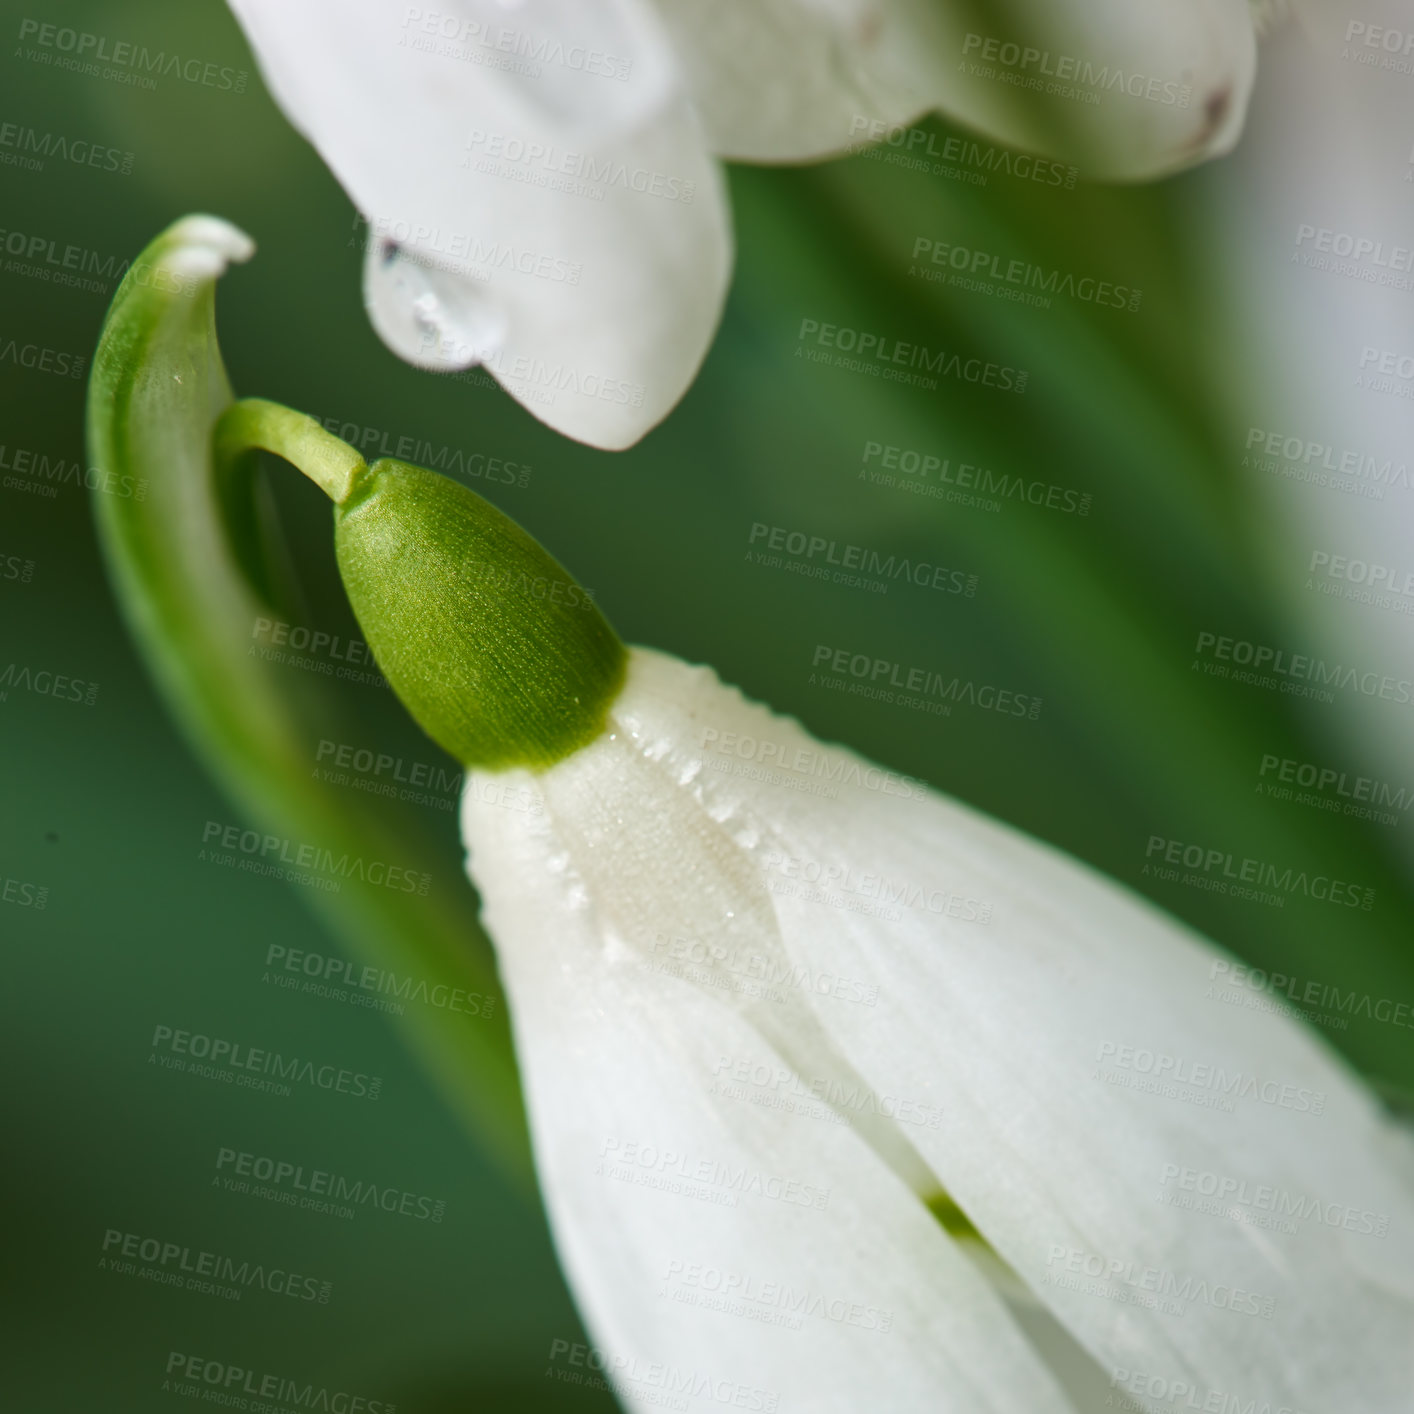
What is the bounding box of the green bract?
[86,215,535,1180]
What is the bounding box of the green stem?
[214,398,367,504]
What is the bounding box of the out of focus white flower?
[227,0,1258,449]
[1212,0,1414,866]
[462,646,1414,1414]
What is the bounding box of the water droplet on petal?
[363,238,508,373]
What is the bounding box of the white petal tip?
[167,215,256,267]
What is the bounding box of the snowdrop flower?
[459,650,1414,1413]
[225,0,1259,449]
[95,217,1413,1413]
[311,445,1413,1413]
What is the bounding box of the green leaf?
[86,215,532,1182]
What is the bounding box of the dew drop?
[363,238,508,373]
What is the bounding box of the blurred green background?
[3,1,1412,1410]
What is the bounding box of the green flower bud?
[333,458,626,771]
[212,397,626,772]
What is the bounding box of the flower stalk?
[214,397,367,505]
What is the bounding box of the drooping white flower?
[461,646,1414,1413]
[96,204,1411,1412]
[225,0,1259,449]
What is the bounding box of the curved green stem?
[214,398,368,505]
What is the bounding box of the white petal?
[230,0,678,147]
[650,0,932,162]
[922,0,1258,180]
[658,0,1257,178]
[461,723,1080,1412]
[227,0,731,448]
[510,647,1414,1410]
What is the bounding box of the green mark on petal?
[925,1188,987,1244]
